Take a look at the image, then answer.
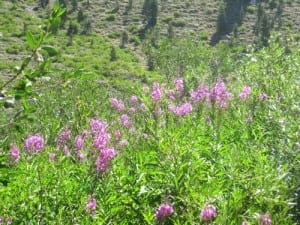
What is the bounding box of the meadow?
[0,4,300,225]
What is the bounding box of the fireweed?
[155,203,174,221]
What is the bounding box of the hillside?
[1,0,300,83]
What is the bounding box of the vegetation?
[0,1,300,225]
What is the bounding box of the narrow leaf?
[26,31,36,49]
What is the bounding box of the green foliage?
[0,2,300,224]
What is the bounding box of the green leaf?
[26,31,36,49]
[42,46,58,56]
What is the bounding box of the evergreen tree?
[142,0,158,28]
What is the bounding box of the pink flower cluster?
[9,144,20,161]
[209,81,232,108]
[169,102,193,116]
[259,213,272,225]
[190,81,233,108]
[85,197,97,211]
[24,135,45,153]
[174,78,184,92]
[0,217,12,224]
[119,114,131,128]
[191,84,209,102]
[155,203,174,221]
[57,129,71,145]
[201,204,217,221]
[239,86,251,101]
[152,82,162,102]
[90,118,116,172]
[110,98,125,112]
[95,148,116,172]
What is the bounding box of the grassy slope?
[1,0,300,82]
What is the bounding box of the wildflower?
[129,107,136,115]
[152,82,162,102]
[115,130,122,140]
[239,86,251,101]
[57,129,71,145]
[209,81,232,108]
[246,117,253,123]
[259,92,268,101]
[95,148,116,172]
[9,144,20,161]
[191,84,209,102]
[90,118,108,133]
[155,203,174,221]
[93,132,111,151]
[174,78,184,92]
[63,145,71,157]
[110,98,125,112]
[76,152,86,162]
[259,213,272,225]
[139,103,146,111]
[175,102,193,116]
[85,198,97,211]
[242,222,248,225]
[118,139,128,146]
[24,135,44,153]
[48,153,56,162]
[130,96,138,104]
[120,114,131,128]
[201,204,217,221]
[155,107,163,117]
[168,104,176,113]
[6,218,12,224]
[75,135,85,152]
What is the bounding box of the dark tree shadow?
[210,0,251,45]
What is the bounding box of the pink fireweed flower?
[85,198,97,211]
[259,213,272,225]
[24,135,44,153]
[48,153,57,162]
[75,135,85,152]
[95,148,116,172]
[175,102,193,116]
[118,139,128,146]
[174,78,184,92]
[139,103,146,111]
[239,86,251,101]
[242,222,248,225]
[155,203,174,221]
[110,98,125,112]
[209,81,232,108]
[6,218,12,224]
[166,89,176,101]
[76,152,86,162]
[120,114,131,128]
[246,117,253,123]
[63,145,71,157]
[115,130,122,140]
[130,96,138,104]
[190,84,209,102]
[155,107,163,117]
[129,107,136,115]
[201,204,217,221]
[110,98,119,108]
[152,82,162,102]
[168,104,176,113]
[93,132,111,151]
[90,118,108,133]
[57,129,71,145]
[259,92,268,101]
[9,144,20,161]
